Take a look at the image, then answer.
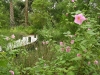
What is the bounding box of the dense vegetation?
[0,0,100,75]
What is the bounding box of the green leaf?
[75,10,82,14]
[92,72,99,75]
[0,59,8,67]
[71,57,82,61]
[80,44,86,50]
[68,66,75,70]
[87,30,96,35]
[85,55,90,59]
[67,71,75,75]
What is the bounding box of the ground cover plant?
[0,0,100,75]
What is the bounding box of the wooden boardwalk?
[0,35,37,51]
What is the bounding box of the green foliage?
[0,0,100,75]
[32,0,52,11]
[30,0,53,29]
[0,1,9,28]
[37,27,64,41]
[14,0,25,25]
[29,12,51,29]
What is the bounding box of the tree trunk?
[25,0,28,26]
[10,0,15,27]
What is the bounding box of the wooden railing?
[0,35,37,51]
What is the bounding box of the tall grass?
[14,41,56,75]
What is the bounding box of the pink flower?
[94,60,98,65]
[42,41,45,45]
[66,46,71,52]
[9,70,14,75]
[74,14,86,25]
[60,42,64,46]
[11,34,15,39]
[77,53,81,57]
[71,0,75,2]
[70,40,74,44]
[5,37,10,41]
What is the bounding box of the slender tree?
[10,0,15,27]
[25,0,28,26]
